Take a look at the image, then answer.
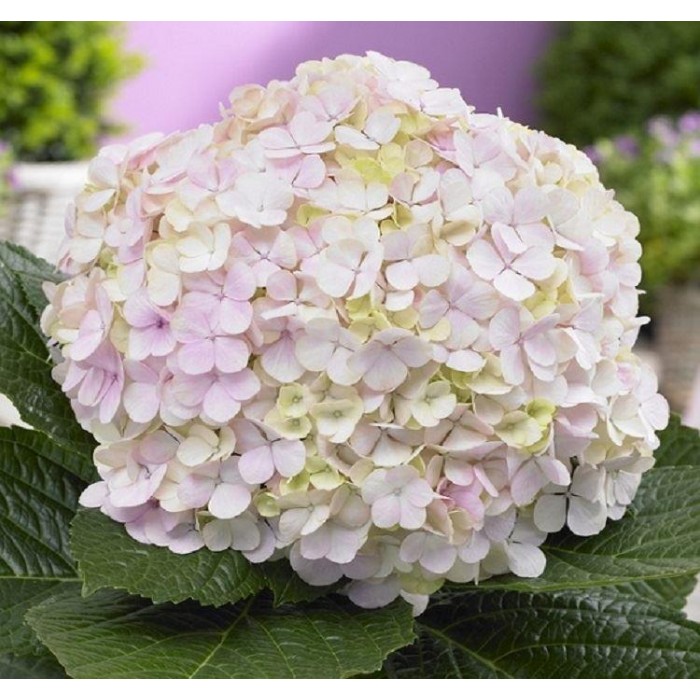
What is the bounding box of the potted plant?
[589,114,700,410]
[0,21,143,262]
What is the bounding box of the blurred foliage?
[0,142,13,215]
[591,113,700,293]
[0,22,144,162]
[539,22,700,146]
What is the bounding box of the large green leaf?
[71,509,266,607]
[72,508,332,608]
[0,652,68,679]
[27,587,415,679]
[0,241,95,461]
[386,587,700,679]
[0,425,82,660]
[0,426,84,579]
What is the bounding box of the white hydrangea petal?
[506,542,546,578]
[533,494,566,533]
[208,483,252,519]
[568,496,607,536]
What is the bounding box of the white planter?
[0,160,88,263]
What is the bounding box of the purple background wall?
[112,22,553,140]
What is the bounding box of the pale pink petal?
[513,187,548,224]
[420,290,449,328]
[238,445,275,484]
[489,308,520,349]
[362,350,408,392]
[203,382,241,424]
[316,261,354,298]
[500,344,525,385]
[399,502,427,530]
[123,382,160,423]
[467,239,504,280]
[386,261,419,291]
[79,481,108,508]
[124,293,159,327]
[538,457,571,487]
[293,155,326,189]
[422,541,457,575]
[222,369,260,401]
[178,475,216,508]
[214,337,249,374]
[393,335,431,367]
[371,495,401,528]
[209,483,252,519]
[224,262,257,300]
[178,339,215,375]
[413,255,450,287]
[494,269,535,301]
[271,439,306,477]
[261,335,304,382]
[446,349,486,372]
[524,334,556,367]
[511,247,556,281]
[300,528,331,560]
[327,527,364,564]
[218,299,253,334]
[511,461,547,506]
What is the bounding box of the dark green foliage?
[0,22,144,161]
[539,22,700,146]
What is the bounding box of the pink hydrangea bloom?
[45,52,668,613]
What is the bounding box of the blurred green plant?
[590,112,700,293]
[0,142,14,215]
[539,22,700,146]
[0,22,144,162]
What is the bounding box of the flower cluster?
[42,53,668,613]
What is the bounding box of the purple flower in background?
[679,111,700,134]
[647,116,678,148]
[583,145,602,164]
[613,135,639,158]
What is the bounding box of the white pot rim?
[12,160,89,193]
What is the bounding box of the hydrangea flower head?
[43,53,668,614]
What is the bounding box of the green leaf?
[653,414,700,469]
[0,425,82,658]
[0,580,78,657]
[260,559,336,606]
[387,587,700,678]
[616,576,700,610]
[0,241,96,462]
[0,242,64,317]
[72,508,335,608]
[472,447,700,594]
[71,509,266,607]
[0,652,68,679]
[27,588,415,679]
[0,426,84,578]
